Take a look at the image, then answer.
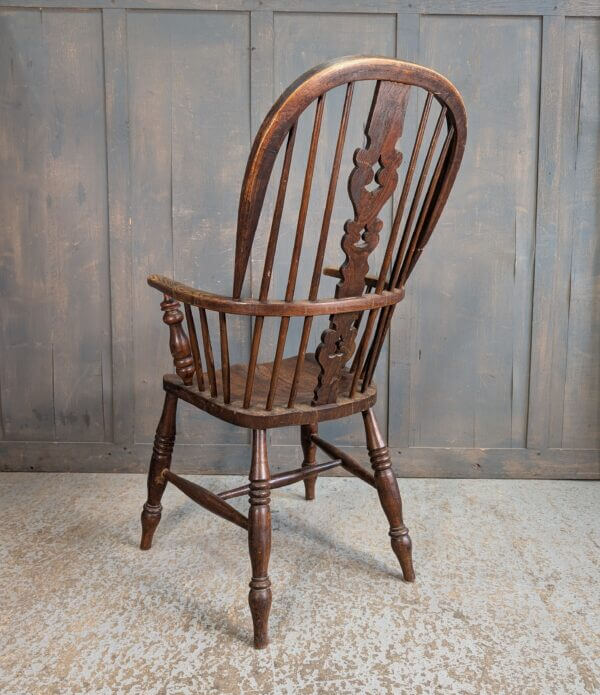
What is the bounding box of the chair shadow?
[144,574,255,648]
[117,481,248,550]
[122,488,402,580]
[94,485,408,649]
[275,511,403,581]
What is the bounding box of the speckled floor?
[0,473,598,694]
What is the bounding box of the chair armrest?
[148,274,404,317]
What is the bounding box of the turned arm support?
[159,295,195,385]
[148,274,404,317]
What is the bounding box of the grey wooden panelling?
[127,10,251,445]
[392,15,540,449]
[0,2,598,478]
[0,9,111,443]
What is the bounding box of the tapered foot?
[139,392,178,551]
[363,408,415,582]
[248,580,272,649]
[390,527,415,582]
[140,503,162,550]
[300,423,318,500]
[248,430,272,649]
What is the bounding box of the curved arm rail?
[148,274,405,317]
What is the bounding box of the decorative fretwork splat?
[313,80,411,405]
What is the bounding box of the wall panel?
[127,11,251,445]
[0,9,110,443]
[559,18,600,449]
[391,16,540,450]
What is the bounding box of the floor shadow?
[275,513,402,581]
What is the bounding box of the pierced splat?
[313,80,411,405]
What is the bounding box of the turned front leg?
[363,408,415,582]
[248,429,272,649]
[140,392,178,550]
[300,423,318,500]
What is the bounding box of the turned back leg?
[248,429,272,649]
[140,392,178,550]
[300,423,318,500]
[363,408,415,581]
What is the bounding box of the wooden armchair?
[140,56,466,648]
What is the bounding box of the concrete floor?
[0,473,598,694]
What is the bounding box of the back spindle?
[244,125,297,409]
[265,95,325,409]
[404,127,457,279]
[288,82,354,408]
[184,303,205,391]
[198,307,218,398]
[219,312,231,403]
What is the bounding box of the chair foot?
[248,579,272,649]
[140,503,162,550]
[139,392,178,551]
[300,423,318,500]
[248,430,272,648]
[390,527,415,582]
[363,408,415,582]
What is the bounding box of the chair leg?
[140,392,178,550]
[300,423,318,500]
[248,429,272,649]
[362,408,415,582]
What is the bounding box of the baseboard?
[0,441,598,479]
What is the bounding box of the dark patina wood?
[140,392,178,550]
[363,407,415,581]
[300,423,318,500]
[140,56,466,647]
[248,429,271,649]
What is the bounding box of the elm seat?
[164,353,377,429]
[139,55,467,649]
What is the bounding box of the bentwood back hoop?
[141,56,467,648]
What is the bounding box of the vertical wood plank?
[168,10,250,443]
[249,9,277,412]
[249,10,274,302]
[557,18,600,449]
[128,11,174,443]
[527,15,565,450]
[250,10,274,143]
[103,8,133,445]
[45,10,110,442]
[0,9,55,440]
[388,12,420,449]
[411,15,540,449]
[0,9,110,442]
[130,11,251,445]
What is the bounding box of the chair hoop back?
[232,56,467,406]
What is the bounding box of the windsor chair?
[140,56,466,649]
